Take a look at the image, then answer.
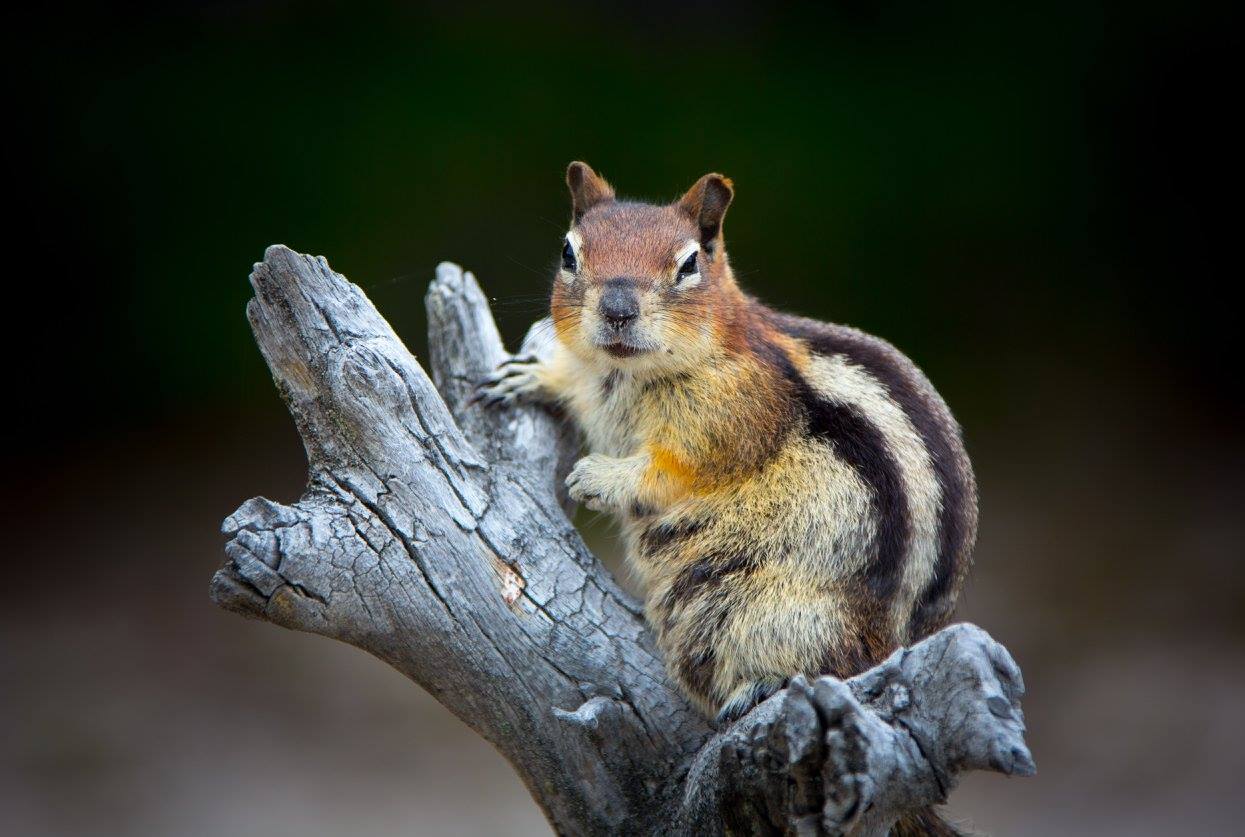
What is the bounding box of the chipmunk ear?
[566,161,615,223]
[677,173,734,250]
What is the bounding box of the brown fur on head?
[552,162,740,375]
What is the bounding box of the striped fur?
[769,312,978,640]
[484,163,977,721]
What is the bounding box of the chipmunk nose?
[599,283,639,331]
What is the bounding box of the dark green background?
[21,2,1237,444]
[6,3,1241,835]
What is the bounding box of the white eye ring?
[673,241,701,288]
[561,230,584,284]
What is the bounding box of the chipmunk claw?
[472,354,544,407]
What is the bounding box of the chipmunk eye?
[561,239,577,273]
[676,251,698,282]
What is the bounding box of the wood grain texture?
[211,246,1033,836]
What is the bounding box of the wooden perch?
[211,246,1033,836]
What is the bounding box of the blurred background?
[4,2,1241,835]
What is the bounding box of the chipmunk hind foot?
[714,676,789,727]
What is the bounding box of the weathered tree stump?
[212,246,1033,836]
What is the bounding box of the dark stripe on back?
[750,327,911,606]
[766,310,976,637]
[813,402,910,603]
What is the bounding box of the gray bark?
[212,245,1034,836]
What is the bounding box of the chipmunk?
[477,162,977,738]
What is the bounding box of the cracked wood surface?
[211,246,1033,836]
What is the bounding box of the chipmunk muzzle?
[599,280,639,330]
[595,278,648,356]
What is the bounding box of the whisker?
[533,214,571,234]
[503,254,557,280]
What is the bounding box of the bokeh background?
[5,2,1241,835]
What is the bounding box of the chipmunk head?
[551,161,738,372]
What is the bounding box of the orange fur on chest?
[641,383,795,497]
[646,445,701,492]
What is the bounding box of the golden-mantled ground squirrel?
[478,162,978,733]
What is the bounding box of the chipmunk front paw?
[565,453,645,513]
[473,354,545,407]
